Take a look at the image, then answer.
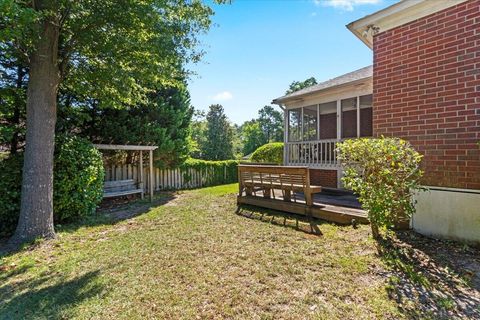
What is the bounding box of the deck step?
[237,195,368,225]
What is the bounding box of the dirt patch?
[99,191,179,221]
[382,231,480,319]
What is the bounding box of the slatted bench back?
[103,179,143,198]
[238,165,310,189]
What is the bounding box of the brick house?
[273,0,479,243]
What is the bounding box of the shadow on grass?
[0,191,177,257]
[378,232,480,319]
[236,204,326,236]
[0,270,104,319]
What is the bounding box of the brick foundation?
[309,169,337,188]
[373,0,480,189]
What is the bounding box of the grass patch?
[1,183,478,319]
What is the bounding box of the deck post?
[238,165,242,196]
[149,149,154,201]
[139,150,144,199]
[305,169,312,206]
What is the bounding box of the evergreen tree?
[0,43,28,154]
[203,104,234,160]
[57,84,194,168]
[1,0,216,244]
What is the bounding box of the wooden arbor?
[94,144,158,201]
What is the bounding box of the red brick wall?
[373,0,480,190]
[309,169,337,188]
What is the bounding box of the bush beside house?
[337,137,423,239]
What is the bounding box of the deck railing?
[285,139,340,168]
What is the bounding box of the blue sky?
[187,0,397,124]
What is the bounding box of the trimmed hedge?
[0,136,105,237]
[179,158,239,187]
[250,142,284,165]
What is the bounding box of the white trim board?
[347,0,469,49]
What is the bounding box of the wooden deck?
[237,164,368,225]
[237,189,368,225]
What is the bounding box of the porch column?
[356,96,360,138]
[316,104,320,140]
[336,100,342,189]
[336,100,341,140]
[283,106,288,165]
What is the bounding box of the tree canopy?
[0,0,218,244]
[285,77,317,95]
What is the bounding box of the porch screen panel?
[288,108,302,142]
[303,105,318,141]
[341,97,357,138]
[360,94,373,137]
[319,101,337,139]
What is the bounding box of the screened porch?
[285,94,373,168]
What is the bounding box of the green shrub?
[337,137,423,239]
[53,135,105,222]
[250,142,283,164]
[0,154,23,237]
[0,136,105,237]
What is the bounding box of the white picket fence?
[104,164,232,192]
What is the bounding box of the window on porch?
[286,94,373,167]
[303,105,318,141]
[288,108,302,142]
[319,101,337,139]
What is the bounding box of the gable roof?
[272,65,372,104]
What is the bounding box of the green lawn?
[1,184,478,319]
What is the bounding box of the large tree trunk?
[9,12,60,245]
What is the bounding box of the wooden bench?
[238,165,322,206]
[103,179,143,198]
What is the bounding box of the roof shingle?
[272,65,372,104]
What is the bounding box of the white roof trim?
[272,77,371,105]
[347,0,469,49]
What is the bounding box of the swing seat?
[103,179,143,198]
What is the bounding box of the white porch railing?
[285,139,340,168]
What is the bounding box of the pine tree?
[203,105,234,160]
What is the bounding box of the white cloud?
[315,0,381,11]
[212,91,233,102]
